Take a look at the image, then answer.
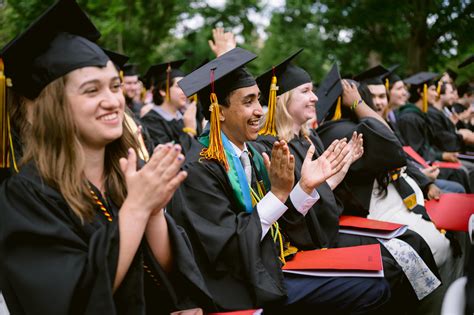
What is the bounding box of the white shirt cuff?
[289,182,320,216]
[257,191,288,240]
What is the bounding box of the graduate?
[397,72,473,191]
[254,53,441,311]
[0,0,210,313]
[122,63,143,116]
[167,47,390,313]
[140,60,203,153]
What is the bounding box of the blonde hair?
[22,76,139,222]
[265,90,309,142]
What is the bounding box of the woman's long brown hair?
[22,76,139,222]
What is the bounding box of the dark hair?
[152,77,179,105]
[357,83,376,110]
[439,82,452,95]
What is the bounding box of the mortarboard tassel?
[331,96,342,120]
[165,64,171,102]
[119,70,124,82]
[0,58,10,169]
[385,78,389,91]
[259,68,278,136]
[200,70,229,170]
[190,94,198,104]
[436,80,442,100]
[422,83,428,113]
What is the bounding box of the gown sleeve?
[0,174,120,315]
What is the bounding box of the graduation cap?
[256,48,311,136]
[353,65,389,85]
[122,63,139,76]
[404,72,439,113]
[315,64,343,124]
[143,59,186,101]
[0,0,109,168]
[178,47,257,170]
[458,55,474,69]
[380,65,402,90]
[102,49,129,70]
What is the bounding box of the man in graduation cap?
[121,63,143,116]
[167,47,390,313]
[140,60,203,152]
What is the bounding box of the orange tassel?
[422,83,428,113]
[385,78,389,91]
[200,93,229,170]
[259,73,278,136]
[331,96,342,120]
[0,58,10,168]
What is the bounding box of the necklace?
[89,187,113,222]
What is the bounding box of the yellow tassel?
[0,58,10,169]
[200,93,229,170]
[385,78,389,91]
[331,96,342,120]
[436,81,442,100]
[165,64,171,102]
[189,94,198,104]
[119,70,124,82]
[422,83,428,113]
[259,74,278,136]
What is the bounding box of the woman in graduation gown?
[0,1,211,314]
[316,79,464,311]
[140,60,203,154]
[253,54,441,312]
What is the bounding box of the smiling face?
[220,84,263,149]
[65,60,125,150]
[367,84,389,116]
[159,77,188,110]
[389,80,408,108]
[286,82,318,126]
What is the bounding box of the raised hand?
[120,143,187,216]
[263,140,295,203]
[208,27,237,57]
[183,101,197,133]
[341,79,362,107]
[299,139,351,194]
[350,132,364,163]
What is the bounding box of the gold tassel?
[331,96,342,120]
[200,93,229,170]
[436,80,442,101]
[385,78,389,91]
[119,70,124,82]
[259,73,278,136]
[0,58,10,168]
[165,64,171,102]
[189,94,198,104]
[422,83,428,113]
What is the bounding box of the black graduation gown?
[397,104,444,162]
[426,105,464,152]
[396,104,471,191]
[0,163,210,314]
[167,143,287,311]
[140,109,201,154]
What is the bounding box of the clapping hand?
[299,139,350,194]
[263,140,295,203]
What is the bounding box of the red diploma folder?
[402,146,462,169]
[208,310,262,315]
[425,193,474,232]
[282,244,383,277]
[339,215,408,239]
